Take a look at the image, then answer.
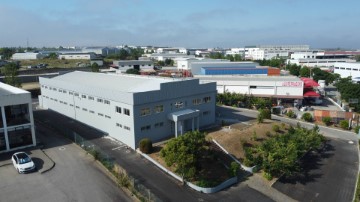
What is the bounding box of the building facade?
[11,53,45,60]
[0,82,36,153]
[58,53,97,60]
[112,60,154,71]
[38,72,216,149]
[195,75,304,100]
[245,45,310,60]
[334,62,360,79]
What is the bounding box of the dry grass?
[207,120,288,161]
[18,59,90,69]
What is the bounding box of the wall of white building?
[12,53,44,60]
[334,62,360,78]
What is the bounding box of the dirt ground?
[207,120,289,161]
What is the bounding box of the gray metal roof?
[194,75,301,82]
[0,82,29,96]
[52,71,192,93]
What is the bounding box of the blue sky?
[1,0,359,49]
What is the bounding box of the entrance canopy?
[168,109,200,122]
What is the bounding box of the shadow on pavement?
[277,140,335,185]
[32,157,44,170]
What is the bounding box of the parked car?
[11,152,36,173]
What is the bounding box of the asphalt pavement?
[34,109,273,202]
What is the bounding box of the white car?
[12,152,36,173]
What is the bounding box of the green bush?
[272,124,280,132]
[139,138,153,154]
[259,109,271,119]
[257,113,264,123]
[322,116,332,126]
[229,162,240,177]
[355,126,360,134]
[286,110,296,118]
[301,113,313,122]
[340,120,349,130]
[263,172,273,181]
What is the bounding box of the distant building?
[82,47,119,56]
[38,71,216,149]
[0,82,36,153]
[58,53,97,60]
[245,45,310,60]
[333,62,360,79]
[149,53,195,62]
[11,53,45,60]
[112,60,154,72]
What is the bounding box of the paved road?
[273,138,358,202]
[0,124,133,202]
[34,109,273,202]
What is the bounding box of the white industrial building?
[38,71,216,149]
[58,53,97,60]
[288,50,359,67]
[0,82,36,153]
[149,53,195,62]
[334,62,360,79]
[82,47,119,56]
[195,75,304,100]
[112,60,154,72]
[11,53,45,60]
[245,45,310,60]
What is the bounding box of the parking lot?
[0,123,133,202]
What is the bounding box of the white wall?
[334,62,360,78]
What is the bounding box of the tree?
[160,131,206,180]
[301,112,313,122]
[125,68,140,75]
[0,47,16,60]
[46,52,58,60]
[287,64,301,76]
[164,58,174,66]
[300,67,311,77]
[91,63,100,72]
[1,63,21,87]
[139,138,153,154]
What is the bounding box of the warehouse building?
[39,72,216,149]
[58,53,97,60]
[11,52,45,60]
[195,75,304,105]
[0,82,36,153]
[112,60,154,72]
[333,62,360,79]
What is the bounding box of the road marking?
[59,147,66,151]
[112,145,125,150]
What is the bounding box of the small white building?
[0,82,36,153]
[59,53,97,60]
[245,45,310,60]
[11,53,45,60]
[38,71,216,149]
[334,62,360,79]
[112,60,154,72]
[149,53,195,62]
[287,58,356,68]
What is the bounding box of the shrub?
[340,120,349,130]
[322,116,332,126]
[89,149,100,160]
[301,113,313,122]
[257,113,264,123]
[266,131,272,137]
[229,162,240,177]
[272,124,280,132]
[139,138,153,154]
[263,172,273,181]
[259,109,271,119]
[286,110,296,118]
[281,123,286,129]
[355,126,360,134]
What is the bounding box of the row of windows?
[141,122,164,132]
[120,64,152,67]
[115,106,131,116]
[41,85,110,105]
[334,67,359,71]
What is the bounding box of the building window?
[63,90,67,93]
[53,88,57,91]
[82,108,87,111]
[89,110,95,114]
[98,113,104,117]
[82,95,86,99]
[124,108,130,116]
[203,96,211,103]
[116,106,122,113]
[97,98,103,103]
[69,92,73,95]
[70,104,74,107]
[59,89,62,93]
[174,101,184,108]
[116,123,122,128]
[105,115,111,119]
[124,126,130,131]
[154,122,164,128]
[104,100,110,105]
[88,96,94,100]
[141,108,151,116]
[192,98,202,105]
[154,105,164,113]
[141,125,151,131]
[74,93,79,96]
[75,106,80,109]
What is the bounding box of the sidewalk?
[0,147,55,174]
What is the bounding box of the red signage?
[282,81,302,87]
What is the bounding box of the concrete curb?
[39,150,56,174]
